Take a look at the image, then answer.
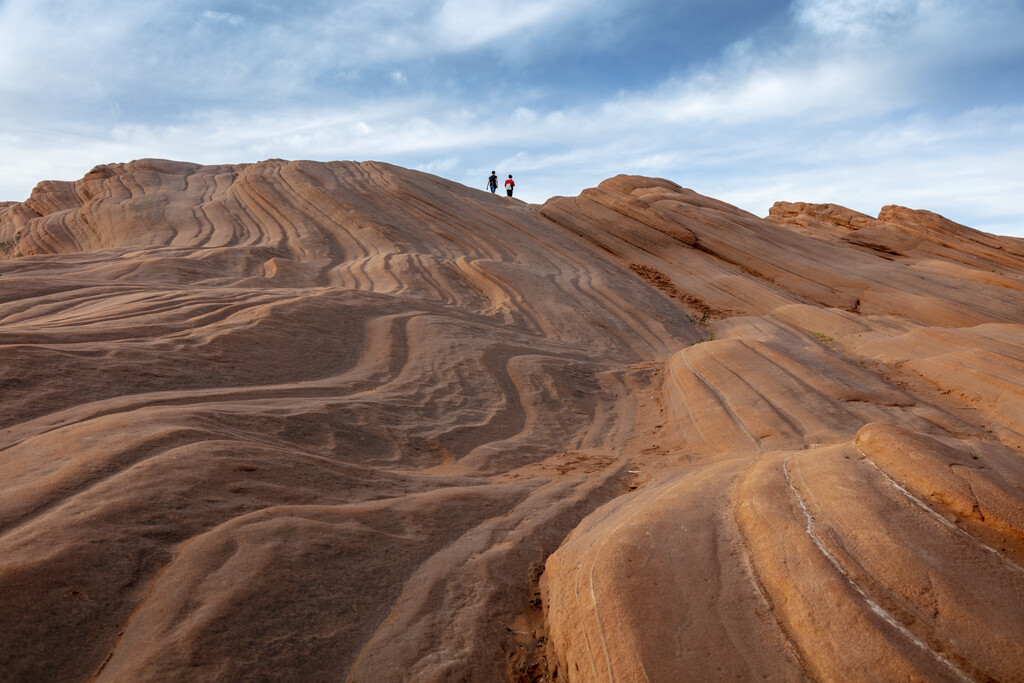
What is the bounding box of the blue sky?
[2,0,1023,236]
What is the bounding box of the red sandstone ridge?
[1,159,1023,682]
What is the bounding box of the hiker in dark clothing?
[487,171,498,193]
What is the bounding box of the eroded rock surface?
[1,160,1023,681]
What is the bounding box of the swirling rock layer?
[1,159,1023,681]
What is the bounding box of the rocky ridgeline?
[1,160,1023,681]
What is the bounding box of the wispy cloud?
[1,0,1022,236]
[201,10,244,26]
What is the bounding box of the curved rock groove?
[782,455,972,683]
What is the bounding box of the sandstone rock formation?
[1,159,1023,681]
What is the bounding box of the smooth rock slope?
[1,159,1023,681]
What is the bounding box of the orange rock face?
[2,159,1023,681]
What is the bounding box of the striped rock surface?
[2,159,1023,681]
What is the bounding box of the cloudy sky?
[2,0,1023,235]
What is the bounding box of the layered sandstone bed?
[1,159,1023,681]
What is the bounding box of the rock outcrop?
[1,159,1023,681]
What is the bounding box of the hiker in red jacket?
[504,174,515,197]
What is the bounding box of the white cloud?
[793,0,1024,59]
[2,94,1021,236]
[793,0,921,37]
[0,0,625,114]
[512,107,538,124]
[614,58,897,126]
[202,10,244,26]
[431,0,587,51]
[416,156,461,175]
[1,0,1023,239]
